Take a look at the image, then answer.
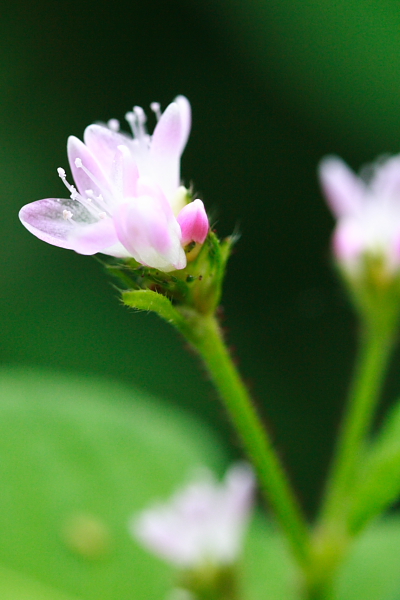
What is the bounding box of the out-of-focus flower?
[131,464,255,568]
[19,96,209,272]
[319,155,400,274]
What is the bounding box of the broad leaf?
[0,367,226,600]
[349,400,400,533]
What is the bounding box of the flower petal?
[175,95,191,153]
[83,124,134,179]
[19,198,94,250]
[114,196,186,271]
[370,155,400,199]
[319,156,365,218]
[69,217,119,255]
[332,219,365,267]
[67,135,112,200]
[150,102,183,198]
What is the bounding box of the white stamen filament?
[74,158,112,215]
[125,107,150,150]
[57,165,110,221]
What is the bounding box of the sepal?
[121,289,192,338]
[106,230,235,318]
[338,254,400,333]
[178,564,238,600]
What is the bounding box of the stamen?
[126,107,150,145]
[57,164,109,221]
[133,106,147,125]
[150,102,161,121]
[107,118,120,132]
[74,158,111,212]
[70,186,79,201]
[98,212,106,219]
[125,111,138,138]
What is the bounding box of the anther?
[150,102,161,121]
[63,209,73,220]
[98,212,106,219]
[57,167,66,179]
[107,118,120,132]
[75,158,83,168]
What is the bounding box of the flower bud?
[177,199,209,246]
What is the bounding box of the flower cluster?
[131,464,255,569]
[19,96,209,272]
[319,155,400,275]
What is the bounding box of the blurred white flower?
[319,154,400,274]
[131,464,255,568]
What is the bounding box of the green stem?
[319,323,395,527]
[186,312,310,568]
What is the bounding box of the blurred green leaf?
[241,515,298,600]
[0,564,80,600]
[243,514,400,600]
[348,400,400,533]
[335,516,400,600]
[0,367,226,600]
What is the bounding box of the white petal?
[67,136,112,201]
[19,198,95,250]
[319,156,365,218]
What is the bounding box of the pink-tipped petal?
[177,199,209,246]
[114,197,186,271]
[151,102,183,158]
[67,135,111,199]
[83,124,133,176]
[175,95,192,153]
[19,198,94,250]
[150,102,183,198]
[319,156,365,218]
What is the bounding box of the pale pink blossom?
[131,464,255,568]
[319,155,400,273]
[19,96,209,272]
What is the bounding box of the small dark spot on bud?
[186,275,195,283]
[198,275,203,281]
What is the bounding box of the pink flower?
[319,155,400,273]
[19,97,209,272]
[131,464,255,568]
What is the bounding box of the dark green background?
[2,0,400,513]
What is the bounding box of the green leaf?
[244,514,400,600]
[348,400,400,533]
[335,516,400,600]
[0,564,81,600]
[241,515,298,600]
[0,367,226,600]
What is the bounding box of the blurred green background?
[2,0,400,516]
